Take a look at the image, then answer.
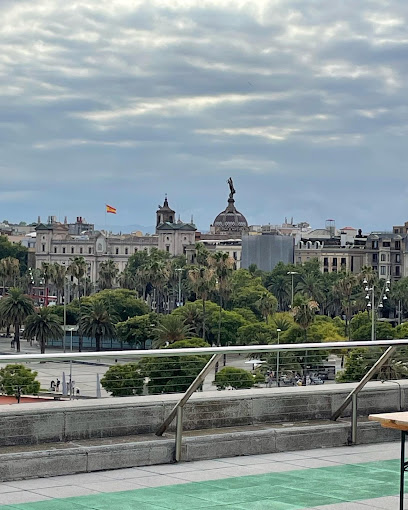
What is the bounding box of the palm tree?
[210,252,234,346]
[51,263,67,304]
[256,292,278,324]
[0,288,34,352]
[296,273,323,303]
[188,266,216,341]
[68,256,87,351]
[154,315,192,347]
[292,294,319,341]
[333,273,357,339]
[40,262,54,297]
[68,257,87,299]
[80,301,116,352]
[25,308,64,354]
[0,257,20,294]
[268,274,291,311]
[98,259,119,290]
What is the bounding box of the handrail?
[1,338,408,363]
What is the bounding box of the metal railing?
[2,338,408,460]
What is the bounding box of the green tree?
[213,367,254,390]
[237,322,276,345]
[208,309,248,346]
[210,252,234,346]
[116,313,158,349]
[256,292,278,324]
[0,257,20,294]
[92,289,149,322]
[139,338,208,394]
[0,236,28,274]
[188,266,216,341]
[98,259,119,290]
[292,294,319,341]
[154,314,192,347]
[0,288,34,352]
[0,364,40,402]
[51,263,67,305]
[267,274,291,311]
[100,363,144,396]
[352,322,394,341]
[24,308,64,354]
[80,301,116,351]
[68,256,87,351]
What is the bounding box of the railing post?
[175,406,184,462]
[351,393,358,444]
[331,346,397,421]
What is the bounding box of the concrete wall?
[0,381,406,447]
[241,233,294,271]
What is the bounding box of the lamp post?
[276,328,281,387]
[287,271,299,308]
[68,327,74,399]
[364,278,390,341]
[175,268,183,307]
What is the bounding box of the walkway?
[0,442,403,509]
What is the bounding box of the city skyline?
[1,1,408,231]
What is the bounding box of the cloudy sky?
[1,0,408,233]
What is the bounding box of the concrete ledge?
[1,381,407,447]
[0,421,399,482]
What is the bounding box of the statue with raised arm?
[227,177,236,199]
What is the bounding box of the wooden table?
[369,412,408,510]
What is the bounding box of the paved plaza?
[0,442,404,509]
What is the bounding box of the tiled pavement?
[0,442,404,509]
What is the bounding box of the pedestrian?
[50,380,55,391]
[56,379,60,392]
[76,388,80,398]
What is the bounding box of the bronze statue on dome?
[227,177,235,199]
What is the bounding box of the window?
[383,241,390,247]
[396,254,401,263]
[324,267,328,273]
[341,258,346,267]
[62,247,66,254]
[70,247,74,254]
[380,254,386,262]
[166,236,170,241]
[323,257,328,266]
[42,244,45,252]
[80,247,83,254]
[233,251,237,260]
[97,243,102,252]
[54,247,57,254]
[372,241,378,249]
[115,248,119,255]
[395,228,400,234]
[166,245,170,252]
[373,266,378,271]
[125,248,128,255]
[396,241,401,250]
[88,247,92,254]
[372,253,378,263]
[380,266,386,275]
[134,247,138,252]
[396,266,401,276]
[332,258,337,266]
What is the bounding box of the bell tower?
[156,195,176,228]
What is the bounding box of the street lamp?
[287,271,299,308]
[175,268,183,307]
[363,278,390,341]
[276,328,281,387]
[68,327,75,399]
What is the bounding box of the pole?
[351,393,358,444]
[175,406,183,462]
[178,269,181,306]
[69,329,73,400]
[291,273,294,308]
[276,329,280,387]
[371,287,375,341]
[63,279,66,353]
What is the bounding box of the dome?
[212,198,248,234]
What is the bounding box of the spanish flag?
[106,204,117,214]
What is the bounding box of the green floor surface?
[0,458,401,510]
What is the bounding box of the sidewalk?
[0,441,402,509]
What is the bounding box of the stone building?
[35,198,196,285]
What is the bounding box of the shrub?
[0,364,40,402]
[100,363,144,396]
[214,367,254,390]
